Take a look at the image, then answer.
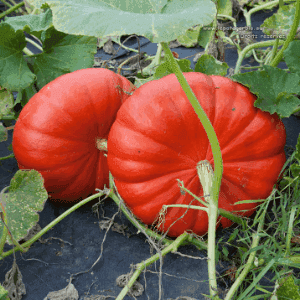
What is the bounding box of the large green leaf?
[231,65,300,118]
[0,23,35,91]
[0,122,7,143]
[195,54,228,76]
[1,14,97,93]
[0,170,48,246]
[284,40,300,75]
[177,26,201,48]
[276,275,300,300]
[218,0,232,16]
[154,58,194,79]
[261,2,300,38]
[33,26,97,89]
[4,8,52,34]
[27,0,217,43]
[0,90,14,120]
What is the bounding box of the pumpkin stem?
[196,160,214,202]
[197,160,221,299]
[96,138,108,152]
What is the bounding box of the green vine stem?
[160,42,223,300]
[217,14,237,26]
[23,46,34,56]
[270,38,279,63]
[234,39,285,74]
[0,192,103,260]
[242,0,279,27]
[0,1,24,19]
[270,0,300,67]
[25,37,43,52]
[0,0,14,8]
[0,154,14,161]
[160,42,223,216]
[115,232,190,300]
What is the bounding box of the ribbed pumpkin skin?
[13,68,135,205]
[107,72,286,237]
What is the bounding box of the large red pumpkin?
[107,72,286,237]
[13,68,135,205]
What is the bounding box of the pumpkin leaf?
[231,65,300,118]
[2,10,97,92]
[198,23,214,48]
[261,2,300,39]
[275,275,300,299]
[195,54,229,76]
[0,284,9,299]
[284,40,300,75]
[0,23,36,91]
[154,59,194,79]
[0,90,14,120]
[27,0,217,43]
[291,164,300,179]
[0,170,48,246]
[3,8,52,34]
[32,26,97,89]
[177,26,201,48]
[0,123,7,143]
[290,134,300,178]
[17,83,37,108]
[218,0,232,16]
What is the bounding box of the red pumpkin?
[13,68,135,205]
[107,72,286,237]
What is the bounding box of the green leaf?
[27,0,216,43]
[222,246,229,258]
[97,36,111,49]
[261,2,299,38]
[177,26,201,48]
[0,90,14,119]
[284,40,300,75]
[231,65,300,118]
[3,8,52,34]
[18,83,37,107]
[0,284,9,300]
[291,164,300,179]
[0,170,48,245]
[195,54,228,76]
[33,26,97,89]
[218,0,232,16]
[228,228,239,243]
[276,275,300,299]
[154,59,194,79]
[198,23,214,48]
[0,123,7,143]
[0,23,35,91]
